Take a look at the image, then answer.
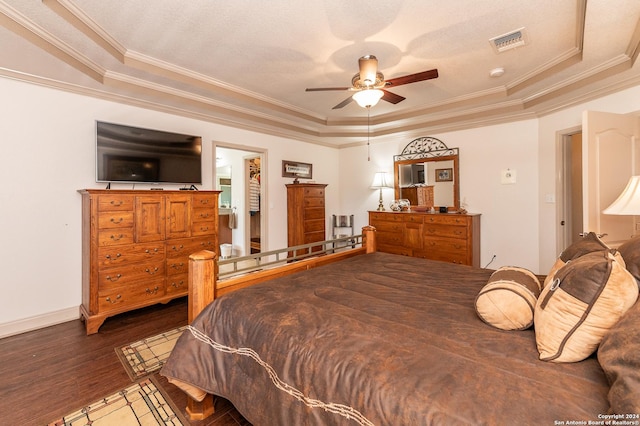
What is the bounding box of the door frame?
[213,141,268,257]
[555,125,582,255]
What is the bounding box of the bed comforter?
[161,252,611,425]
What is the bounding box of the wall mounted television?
[96,121,202,184]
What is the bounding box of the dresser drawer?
[378,243,412,256]
[423,224,468,239]
[304,219,325,233]
[166,257,188,276]
[166,237,217,258]
[98,229,135,246]
[192,194,216,207]
[304,197,325,208]
[192,207,216,221]
[304,231,325,244]
[371,221,403,233]
[98,243,164,268]
[166,274,188,296]
[97,195,134,212]
[376,230,404,245]
[98,278,166,312]
[422,237,467,254]
[424,214,469,226]
[370,212,404,222]
[304,187,325,198]
[304,207,325,220]
[97,211,134,229]
[98,261,165,289]
[192,220,216,236]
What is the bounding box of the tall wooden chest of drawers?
[286,183,327,256]
[79,189,220,334]
[369,211,481,267]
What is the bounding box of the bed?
[161,227,640,425]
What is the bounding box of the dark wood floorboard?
[0,298,251,425]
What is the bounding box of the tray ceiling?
[1,0,639,146]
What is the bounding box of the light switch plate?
[501,169,516,184]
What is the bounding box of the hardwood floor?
[0,298,251,425]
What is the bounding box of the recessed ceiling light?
[490,67,505,78]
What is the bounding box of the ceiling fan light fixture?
[353,89,384,108]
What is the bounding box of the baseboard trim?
[0,307,80,339]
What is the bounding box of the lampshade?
[371,171,392,189]
[353,89,384,108]
[603,176,640,215]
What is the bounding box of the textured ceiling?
[1,0,639,146]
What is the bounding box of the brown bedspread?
[161,252,610,425]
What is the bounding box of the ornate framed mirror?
[393,137,460,211]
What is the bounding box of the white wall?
[0,77,339,336]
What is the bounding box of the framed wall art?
[435,168,453,182]
[282,160,312,179]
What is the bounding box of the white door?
[582,110,640,245]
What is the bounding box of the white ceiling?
[1,0,640,146]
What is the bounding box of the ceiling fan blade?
[385,69,438,87]
[381,90,405,104]
[332,96,354,109]
[305,87,351,92]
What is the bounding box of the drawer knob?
[109,200,123,206]
[105,294,121,303]
[144,248,159,254]
[200,199,210,204]
[106,274,122,282]
[110,217,124,224]
[146,286,159,295]
[145,267,159,275]
[172,244,184,251]
[171,281,185,288]
[110,234,124,242]
[200,213,210,218]
[171,263,184,270]
[200,226,209,231]
[105,253,121,260]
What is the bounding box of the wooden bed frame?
[183,226,377,420]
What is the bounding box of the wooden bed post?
[362,225,377,253]
[186,250,217,419]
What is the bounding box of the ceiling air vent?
[490,28,527,53]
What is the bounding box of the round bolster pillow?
[475,266,541,330]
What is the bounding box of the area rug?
[116,326,186,381]
[47,376,188,425]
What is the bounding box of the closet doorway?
[215,144,267,257]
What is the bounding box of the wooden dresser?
[286,183,327,255]
[369,211,481,267]
[79,189,220,334]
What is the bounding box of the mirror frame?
[393,137,460,211]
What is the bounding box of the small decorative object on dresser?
[78,189,220,334]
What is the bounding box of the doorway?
[215,144,267,257]
[557,129,583,253]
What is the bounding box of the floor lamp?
[371,172,392,211]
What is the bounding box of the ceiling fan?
[305,55,438,109]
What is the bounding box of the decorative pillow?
[475,266,541,330]
[534,250,638,363]
[598,298,640,413]
[617,235,640,288]
[544,232,610,288]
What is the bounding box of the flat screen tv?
[96,121,202,184]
